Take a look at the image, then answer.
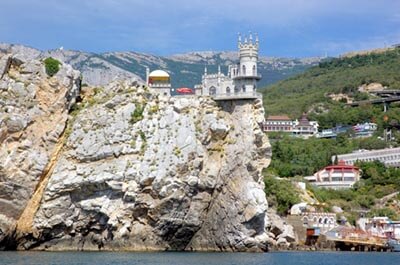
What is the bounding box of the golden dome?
[149,70,170,78]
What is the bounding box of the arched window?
[252,65,256,76]
[242,65,246,75]
[253,84,257,91]
[234,85,240,94]
[303,217,309,225]
[242,85,246,92]
[210,86,217,95]
[226,87,231,94]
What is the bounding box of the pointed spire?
[249,31,253,44]
[218,65,221,75]
[204,66,208,75]
[244,36,248,44]
[238,32,242,48]
[255,33,259,44]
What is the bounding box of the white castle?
[195,33,262,100]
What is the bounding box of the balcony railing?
[211,91,262,101]
[232,74,262,80]
[149,83,171,88]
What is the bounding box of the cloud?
[0,0,399,56]
[312,31,400,56]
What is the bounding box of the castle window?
[210,86,217,95]
[226,87,231,94]
[242,85,246,92]
[252,65,256,76]
[242,65,246,75]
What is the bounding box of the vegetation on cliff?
[264,175,300,215]
[266,135,400,219]
[267,136,389,177]
[44,57,61,77]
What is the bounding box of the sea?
[0,251,399,265]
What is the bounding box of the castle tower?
[233,32,261,93]
[147,69,171,96]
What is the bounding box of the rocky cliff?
[0,51,80,248]
[0,51,278,252]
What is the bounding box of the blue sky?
[1,0,400,57]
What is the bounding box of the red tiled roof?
[266,115,291,121]
[325,160,359,171]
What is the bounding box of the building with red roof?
[263,115,294,132]
[305,160,361,189]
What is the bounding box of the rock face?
[8,79,271,251]
[0,51,80,248]
[0,49,277,251]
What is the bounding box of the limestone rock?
[277,224,296,243]
[268,210,285,237]
[332,206,343,214]
[0,54,11,78]
[290,202,308,215]
[0,51,281,251]
[4,79,273,252]
[0,51,81,247]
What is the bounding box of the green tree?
[44,57,61,77]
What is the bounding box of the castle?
[147,33,262,100]
[195,33,262,100]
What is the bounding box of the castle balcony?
[232,74,262,80]
[212,91,262,101]
[149,83,171,88]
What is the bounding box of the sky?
[1,0,400,57]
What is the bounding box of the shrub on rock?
[44,57,61,77]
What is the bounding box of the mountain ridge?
[0,43,323,88]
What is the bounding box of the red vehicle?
[176,87,194,94]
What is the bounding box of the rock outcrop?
[9,78,272,251]
[0,51,80,248]
[0,49,277,251]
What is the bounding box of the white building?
[263,115,294,132]
[146,68,171,96]
[292,114,319,138]
[195,33,262,100]
[358,217,400,239]
[305,160,361,189]
[334,147,400,167]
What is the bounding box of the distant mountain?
[0,43,323,88]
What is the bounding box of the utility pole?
[383,103,390,142]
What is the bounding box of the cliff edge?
[0,51,273,251]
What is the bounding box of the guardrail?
[212,91,262,100]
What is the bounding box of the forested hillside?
[262,48,400,217]
[261,47,400,123]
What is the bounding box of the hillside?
[262,48,400,220]
[262,47,400,121]
[0,43,322,88]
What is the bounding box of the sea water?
[0,251,398,265]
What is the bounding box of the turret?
[234,32,261,93]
